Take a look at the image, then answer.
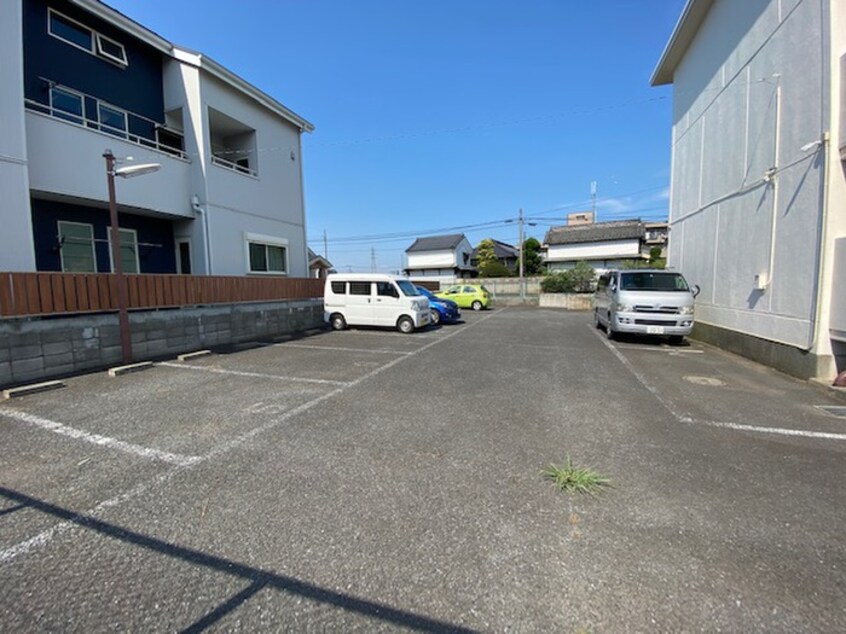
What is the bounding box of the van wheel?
[605,315,615,340]
[471,300,483,311]
[594,310,602,329]
[430,310,441,326]
[330,313,346,331]
[397,316,414,334]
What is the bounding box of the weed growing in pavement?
[543,457,610,495]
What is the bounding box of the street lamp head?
[114,163,161,178]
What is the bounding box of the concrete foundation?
[692,321,833,381]
[538,293,594,310]
[0,299,323,388]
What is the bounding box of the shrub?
[540,261,596,293]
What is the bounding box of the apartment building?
[0,0,314,277]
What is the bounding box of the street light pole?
[104,150,133,364]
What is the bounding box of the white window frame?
[95,33,128,66]
[244,232,289,275]
[58,221,97,273]
[97,102,128,137]
[107,228,140,274]
[48,9,93,53]
[47,8,129,68]
[49,85,85,122]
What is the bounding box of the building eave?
[650,0,715,86]
[70,1,315,133]
[69,0,172,54]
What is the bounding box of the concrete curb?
[108,362,154,377]
[2,380,65,400]
[177,350,212,362]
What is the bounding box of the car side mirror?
[692,284,700,298]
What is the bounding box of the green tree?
[523,237,543,275]
[474,239,498,270]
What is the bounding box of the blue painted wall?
[23,0,165,135]
[31,198,177,274]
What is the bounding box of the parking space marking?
[0,310,502,565]
[273,343,412,355]
[1,410,200,467]
[590,326,846,442]
[156,362,350,386]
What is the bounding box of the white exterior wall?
[407,249,457,269]
[668,0,836,365]
[0,0,35,271]
[546,239,641,263]
[198,73,308,277]
[25,112,194,217]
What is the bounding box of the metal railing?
[25,81,188,160]
[211,154,258,177]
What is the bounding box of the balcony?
[25,79,188,160]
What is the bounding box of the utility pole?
[323,229,328,261]
[518,208,525,301]
[371,246,376,272]
[590,181,597,216]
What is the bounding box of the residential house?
[0,0,314,278]
[404,233,475,284]
[651,0,845,379]
[470,238,519,272]
[543,219,661,272]
[308,248,333,280]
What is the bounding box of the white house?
[0,0,314,278]
[652,0,846,379]
[404,233,475,284]
[543,220,653,273]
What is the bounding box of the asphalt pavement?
[1,308,844,631]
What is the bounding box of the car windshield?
[397,280,421,296]
[415,286,436,299]
[619,272,690,292]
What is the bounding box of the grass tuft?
[543,457,610,495]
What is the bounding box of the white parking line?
[273,343,412,355]
[590,325,846,442]
[0,310,502,565]
[156,362,350,386]
[1,410,200,467]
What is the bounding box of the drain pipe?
[806,131,832,354]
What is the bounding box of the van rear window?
[330,281,345,294]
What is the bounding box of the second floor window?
[48,9,128,67]
[50,87,84,124]
[98,103,127,137]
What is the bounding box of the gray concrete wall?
[539,293,594,310]
[0,299,323,388]
[692,321,825,380]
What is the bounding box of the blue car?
[415,286,460,325]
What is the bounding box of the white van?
[594,269,699,344]
[324,273,430,334]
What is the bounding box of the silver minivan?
[594,269,699,343]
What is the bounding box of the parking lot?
[1,308,844,631]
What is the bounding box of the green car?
[435,284,491,311]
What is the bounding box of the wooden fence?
[0,272,323,318]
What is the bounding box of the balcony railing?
[211,154,258,177]
[25,81,188,161]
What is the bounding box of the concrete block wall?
[538,293,594,310]
[0,299,323,388]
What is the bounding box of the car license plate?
[646,325,665,335]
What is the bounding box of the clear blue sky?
[106,0,687,273]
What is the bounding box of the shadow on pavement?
[0,487,476,634]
